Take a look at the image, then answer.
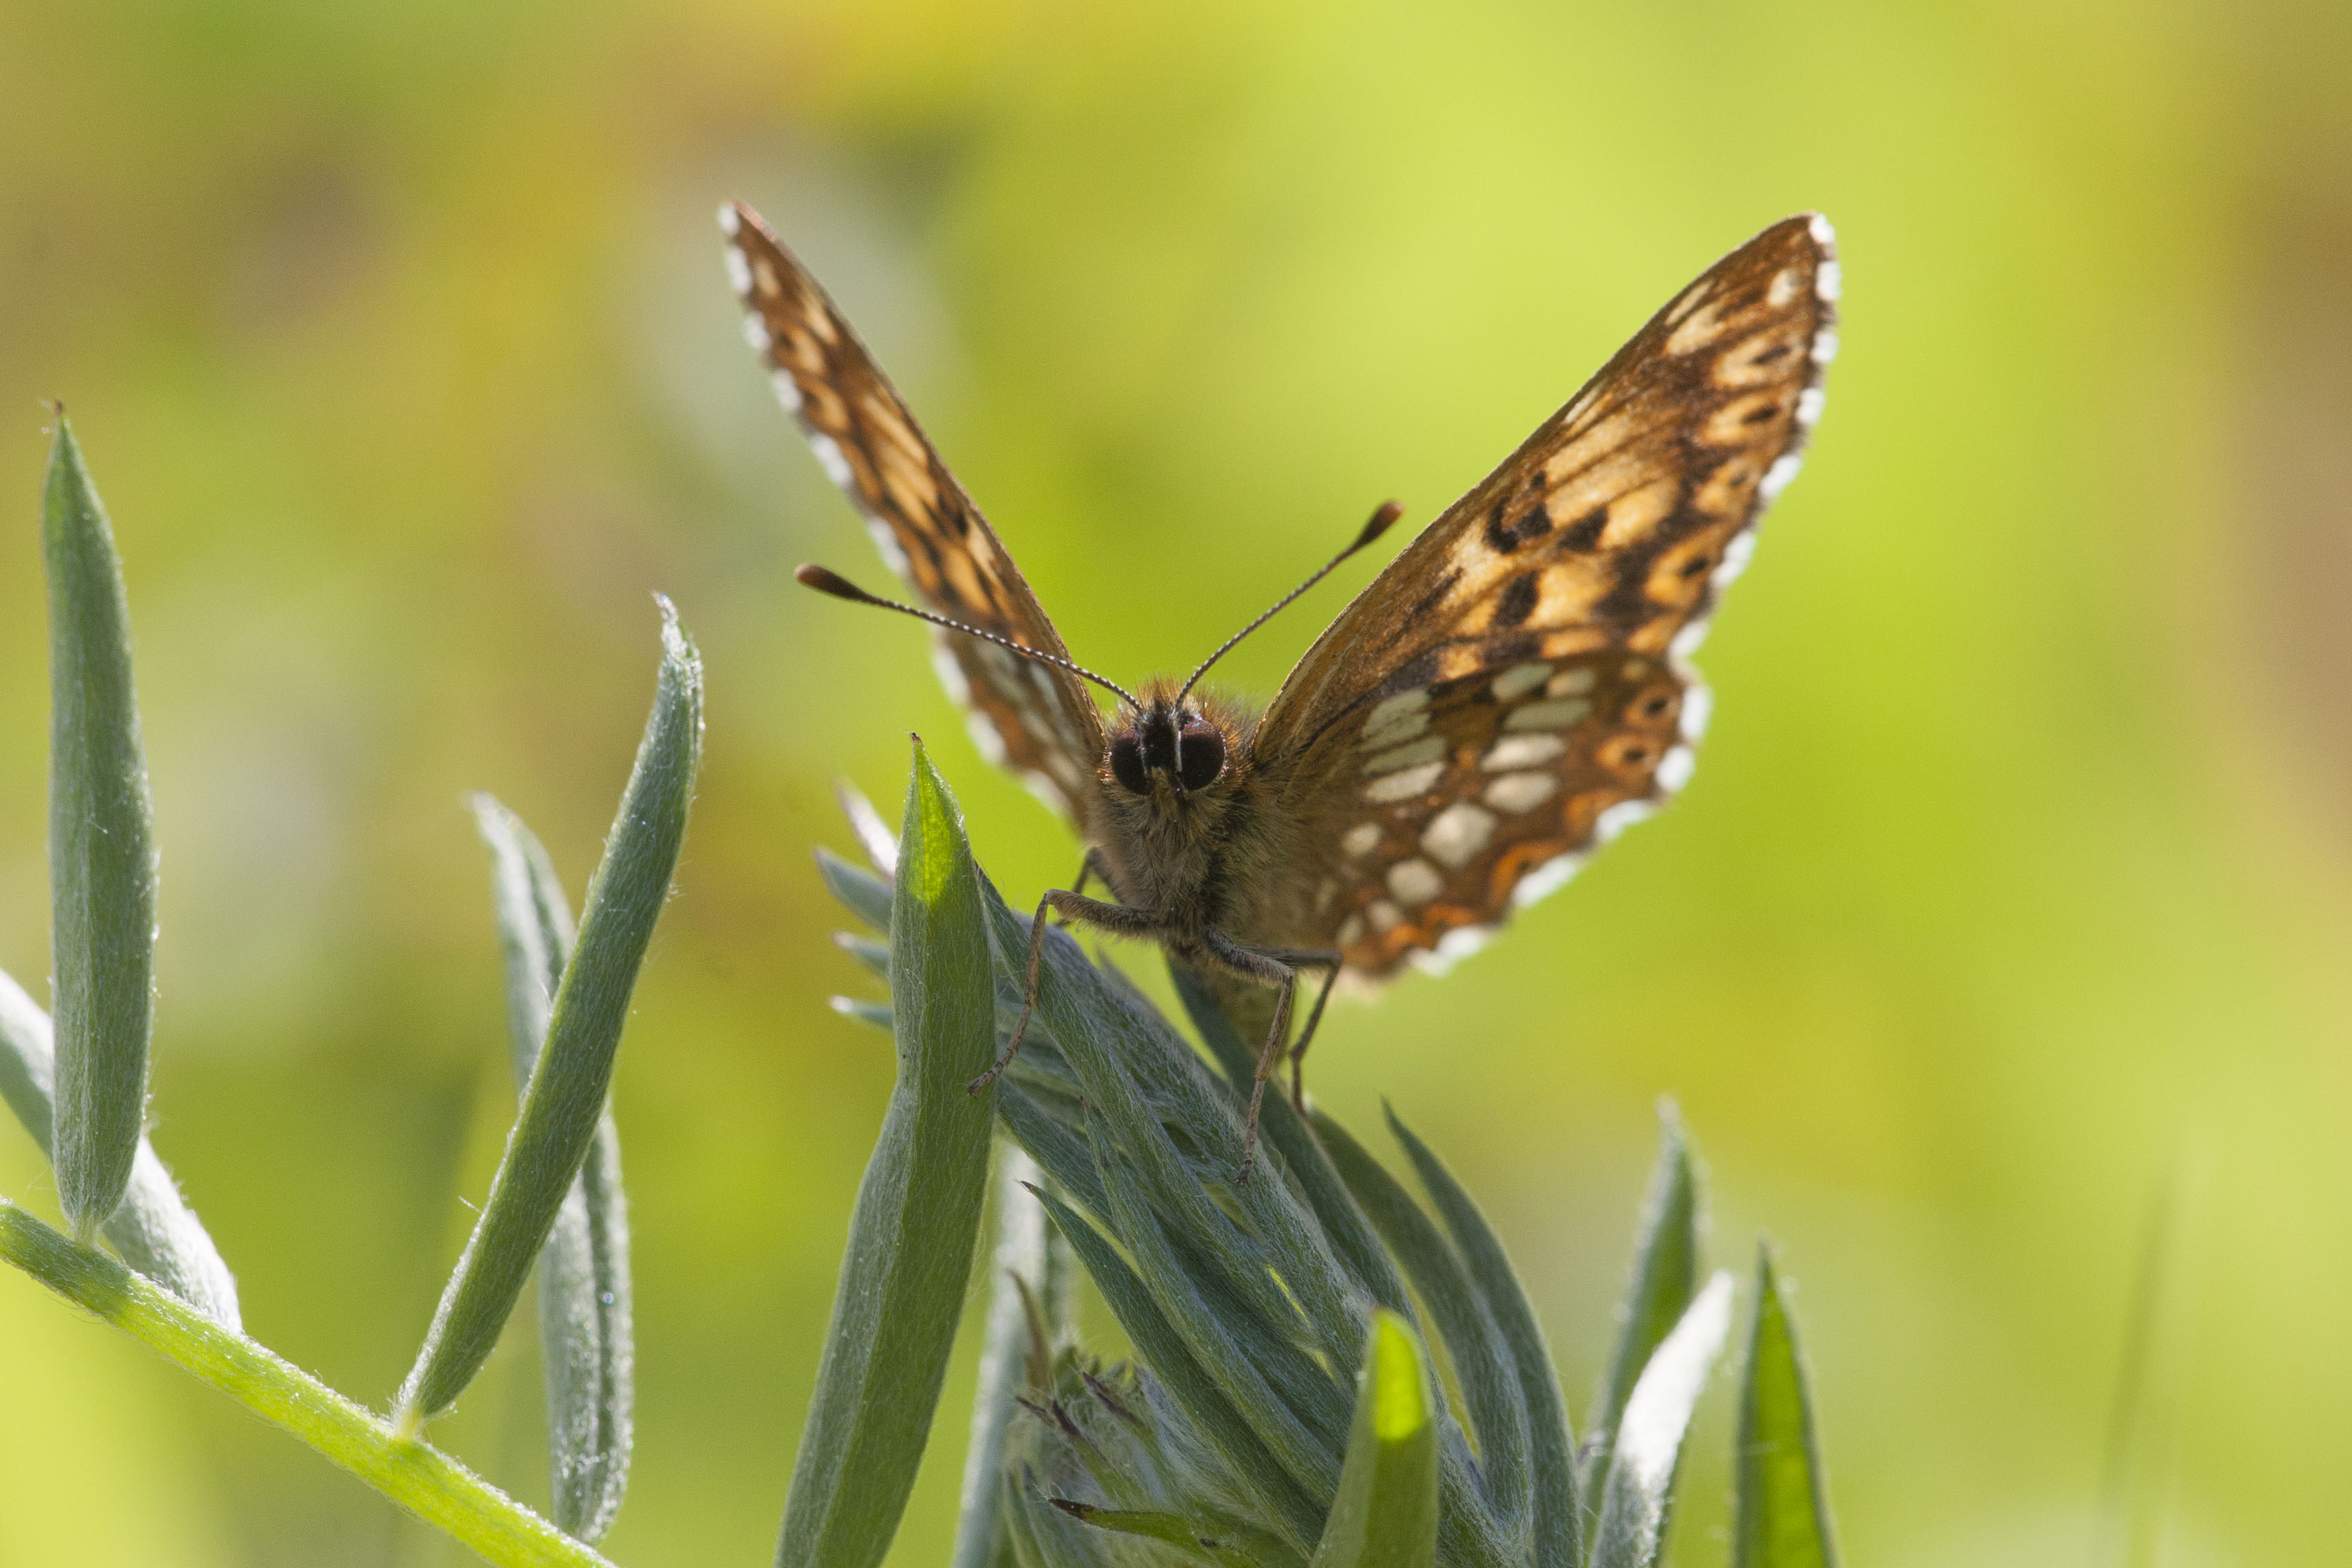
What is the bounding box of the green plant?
[3,415,696,1566]
[2,416,1841,1568]
[816,754,1838,1568]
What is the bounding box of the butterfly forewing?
[720,201,1106,823]
[1262,214,1838,975]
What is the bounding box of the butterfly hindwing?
[1294,646,1699,976]
[1262,213,1837,975]
[721,201,1105,822]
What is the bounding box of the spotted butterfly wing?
[720,201,1107,824]
[1256,214,1839,976]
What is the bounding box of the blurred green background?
[3,0,2351,1563]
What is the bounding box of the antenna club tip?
[796,562,863,599]
[1357,499,1404,549]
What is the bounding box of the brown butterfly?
[722,200,1837,1165]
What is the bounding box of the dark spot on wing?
[1494,572,1540,629]
[1595,546,1662,625]
[1380,648,1442,700]
[1484,498,1555,554]
[1559,507,1607,553]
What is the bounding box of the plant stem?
[0,1197,615,1568]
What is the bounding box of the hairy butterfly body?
[722,201,1839,1169]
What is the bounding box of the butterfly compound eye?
[1109,733,1148,794]
[1177,719,1225,791]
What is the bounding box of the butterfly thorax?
[1090,683,1311,953]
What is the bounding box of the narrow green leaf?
[952,1143,1070,1568]
[474,795,635,1542]
[977,876,1372,1391]
[474,793,577,1080]
[817,846,894,932]
[1034,939,1375,1401]
[1090,967,1367,1386]
[1385,1108,1577,1568]
[994,1082,1111,1221]
[1169,963,1410,1328]
[1051,1501,1200,1546]
[836,931,892,980]
[1589,1272,1735,1568]
[1314,1113,1530,1545]
[41,413,158,1242]
[0,1198,614,1568]
[983,902,1510,1568]
[1307,1310,1439,1568]
[1030,1182,1326,1552]
[1007,1477,1127,1568]
[831,996,894,1033]
[1048,975,1338,1416]
[1734,1248,1839,1568]
[1051,1500,1266,1566]
[1089,1117,1348,1500]
[0,969,240,1329]
[773,739,998,1568]
[1000,1478,1064,1568]
[1586,1104,1699,1491]
[397,602,701,1427]
[834,778,900,876]
[1383,1109,1571,1568]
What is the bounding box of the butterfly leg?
[1053,849,1109,928]
[969,886,1161,1095]
[1258,950,1343,1113]
[1198,930,1323,1182]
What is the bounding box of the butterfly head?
[1096,500,1401,808]
[1107,685,1241,801]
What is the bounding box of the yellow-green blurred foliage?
[3,1,2350,1563]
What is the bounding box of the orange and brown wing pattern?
[720,200,1106,822]
[1286,646,1703,978]
[1261,212,1838,975]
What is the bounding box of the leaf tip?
[40,410,99,538]
[650,594,702,717]
[466,790,508,836]
[900,734,971,899]
[834,778,900,877]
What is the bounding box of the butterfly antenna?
[1176,500,1403,705]
[797,564,1139,708]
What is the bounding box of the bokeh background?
[3,1,2350,1563]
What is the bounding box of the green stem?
[0,1197,615,1568]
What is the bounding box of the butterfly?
[722,199,1837,1165]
